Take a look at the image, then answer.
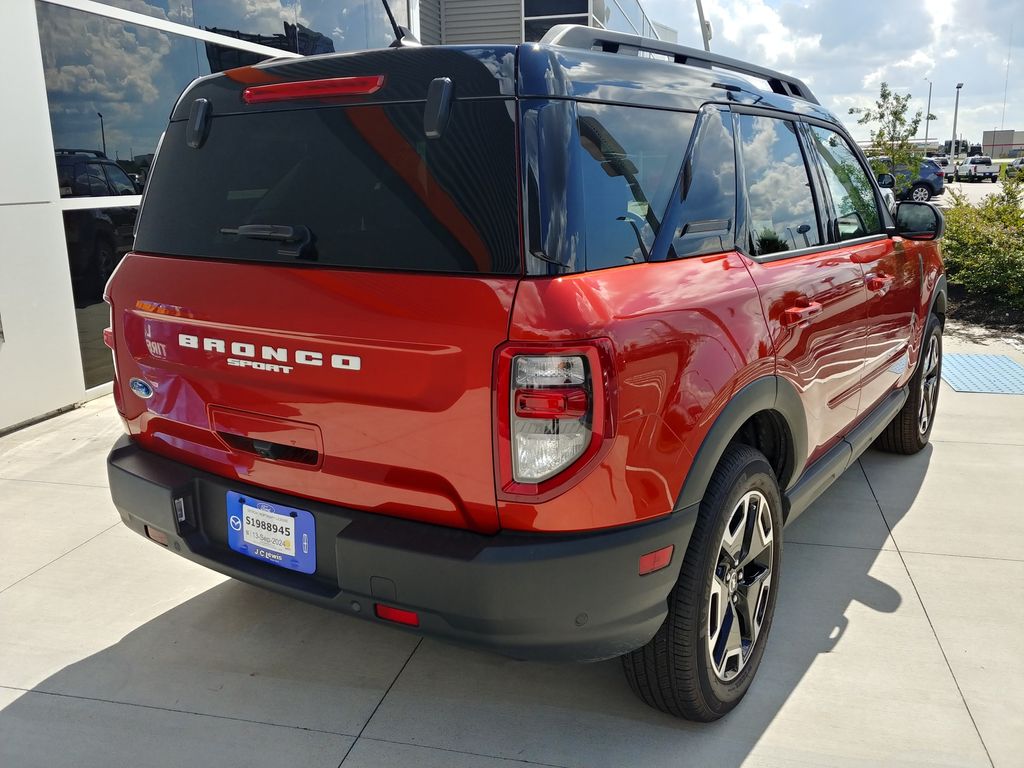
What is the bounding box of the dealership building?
[982,129,1024,159]
[0,0,672,433]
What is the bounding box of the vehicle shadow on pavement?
[0,447,932,768]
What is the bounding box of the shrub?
[940,178,1024,310]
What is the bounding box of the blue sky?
[642,0,1022,146]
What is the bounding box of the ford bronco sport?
[105,25,947,721]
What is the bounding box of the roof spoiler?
[539,24,819,105]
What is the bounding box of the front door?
[736,113,869,464]
[802,123,914,412]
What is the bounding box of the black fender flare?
[930,273,948,320]
[675,376,808,511]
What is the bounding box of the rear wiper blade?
[220,223,317,261]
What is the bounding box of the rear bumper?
[107,436,697,661]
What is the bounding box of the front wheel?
[622,444,782,721]
[875,313,943,454]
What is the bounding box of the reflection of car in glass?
[55,149,140,304]
[105,25,947,722]
[869,155,945,201]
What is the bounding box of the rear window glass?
[135,101,519,274]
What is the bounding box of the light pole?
[97,112,106,157]
[950,83,963,159]
[695,0,711,51]
[923,78,933,146]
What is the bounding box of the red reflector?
[374,604,420,627]
[243,75,385,104]
[102,327,114,349]
[638,545,674,575]
[937,171,945,178]
[144,525,169,547]
[514,387,589,419]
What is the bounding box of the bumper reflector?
[638,545,674,575]
[102,327,114,349]
[375,604,420,627]
[145,525,169,547]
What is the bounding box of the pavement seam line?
[786,539,1024,563]
[337,638,423,767]
[0,522,120,596]
[357,735,571,768]
[0,685,356,737]
[856,458,996,768]
[0,475,109,490]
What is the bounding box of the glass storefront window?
[84,0,399,54]
[524,0,587,15]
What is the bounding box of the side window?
[671,106,736,259]
[104,163,137,195]
[575,104,696,270]
[75,162,111,197]
[737,115,821,256]
[807,126,883,241]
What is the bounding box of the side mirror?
[877,173,896,189]
[895,201,944,241]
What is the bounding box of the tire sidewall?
[913,315,944,447]
[690,456,784,714]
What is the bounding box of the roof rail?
[54,148,109,158]
[539,25,819,105]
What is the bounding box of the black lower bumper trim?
[107,436,698,661]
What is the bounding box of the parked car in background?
[56,149,140,304]
[932,155,952,176]
[1006,157,1024,179]
[955,155,998,182]
[870,155,945,201]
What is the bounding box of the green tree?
[849,82,936,195]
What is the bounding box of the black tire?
[875,313,943,454]
[622,444,783,721]
[909,183,932,202]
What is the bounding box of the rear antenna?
[380,0,420,47]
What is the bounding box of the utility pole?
[695,0,711,52]
[950,83,963,158]
[923,78,933,145]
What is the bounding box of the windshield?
[135,101,520,274]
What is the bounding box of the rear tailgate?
[108,48,521,533]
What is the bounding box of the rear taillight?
[242,75,385,104]
[495,341,616,500]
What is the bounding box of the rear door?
[736,112,869,464]
[109,58,521,534]
[803,123,914,412]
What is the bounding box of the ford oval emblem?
[129,377,154,399]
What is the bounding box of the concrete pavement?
[1,328,1022,767]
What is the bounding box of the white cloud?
[642,0,1023,145]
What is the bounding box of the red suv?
[105,26,946,721]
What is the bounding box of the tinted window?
[525,0,588,14]
[671,107,736,258]
[808,125,882,241]
[574,104,695,270]
[104,164,137,195]
[135,101,519,274]
[76,163,111,197]
[738,115,820,256]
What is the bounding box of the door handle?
[781,301,823,326]
[868,274,894,292]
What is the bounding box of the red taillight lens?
[638,545,674,575]
[374,604,420,627]
[242,75,385,104]
[514,387,589,419]
[495,341,616,500]
[102,326,114,350]
[937,170,945,178]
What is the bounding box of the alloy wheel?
[707,490,774,682]
[918,333,940,435]
[911,186,930,202]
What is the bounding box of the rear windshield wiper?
[219,224,317,261]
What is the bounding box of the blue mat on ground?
[941,353,1024,394]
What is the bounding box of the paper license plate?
[226,492,315,574]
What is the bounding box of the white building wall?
[0,0,86,431]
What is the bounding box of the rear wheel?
[875,313,943,454]
[909,183,931,202]
[622,444,782,720]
